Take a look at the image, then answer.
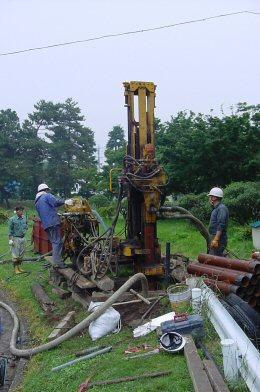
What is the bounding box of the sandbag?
[88,301,121,341]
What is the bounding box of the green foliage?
[105,125,126,163]
[224,181,260,224]
[175,181,260,225]
[88,194,110,208]
[0,109,46,202]
[0,109,22,204]
[28,99,97,197]
[76,167,101,199]
[0,208,9,224]
[101,125,126,195]
[157,104,260,194]
[1,100,259,208]
[18,119,47,199]
[176,193,211,221]
[98,205,115,219]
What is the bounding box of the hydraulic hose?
[0,273,148,358]
[159,206,210,252]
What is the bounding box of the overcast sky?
[1,0,259,162]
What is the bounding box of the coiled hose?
[158,206,210,252]
[0,273,148,358]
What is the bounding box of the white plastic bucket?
[167,284,191,312]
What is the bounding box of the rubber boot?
[14,265,22,274]
[17,259,25,273]
[18,265,25,273]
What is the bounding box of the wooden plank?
[32,283,55,313]
[203,359,230,392]
[184,335,213,392]
[48,311,76,340]
[32,283,54,305]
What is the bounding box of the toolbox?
[161,314,204,339]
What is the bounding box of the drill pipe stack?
[187,253,260,312]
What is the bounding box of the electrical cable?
[0,11,259,57]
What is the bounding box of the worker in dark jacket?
[35,183,74,268]
[208,187,229,256]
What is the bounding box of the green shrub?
[241,226,252,240]
[176,193,211,222]
[0,208,9,224]
[175,181,260,225]
[88,194,110,208]
[98,205,115,219]
[224,181,260,224]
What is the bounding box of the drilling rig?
[44,81,169,293]
[118,81,167,279]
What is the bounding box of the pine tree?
[29,99,97,196]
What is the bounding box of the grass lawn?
[0,213,253,392]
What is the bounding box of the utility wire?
[0,10,259,57]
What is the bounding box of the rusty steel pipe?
[187,263,250,287]
[203,278,243,296]
[198,253,260,275]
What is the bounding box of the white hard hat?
[159,332,186,353]
[208,187,224,198]
[38,183,50,192]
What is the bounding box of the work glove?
[65,198,74,206]
[210,239,219,249]
[9,239,14,246]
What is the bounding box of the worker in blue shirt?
[208,187,229,256]
[35,183,74,269]
[8,206,28,274]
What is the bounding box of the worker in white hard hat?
[208,187,229,256]
[35,183,74,269]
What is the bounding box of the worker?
[208,187,229,256]
[8,206,28,274]
[35,183,74,269]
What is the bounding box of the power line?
[0,10,259,57]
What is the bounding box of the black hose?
[224,293,260,327]
[221,294,260,347]
[159,206,210,252]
